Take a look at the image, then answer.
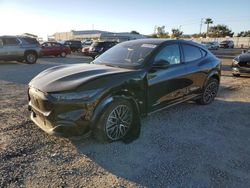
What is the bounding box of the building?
[53,30,147,42]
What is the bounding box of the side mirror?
[152,60,170,69]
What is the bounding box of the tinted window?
[182,44,202,62]
[154,44,180,65]
[3,38,19,45]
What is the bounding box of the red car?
[82,46,90,56]
[41,42,71,57]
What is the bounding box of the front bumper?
[28,87,92,137]
[232,65,250,74]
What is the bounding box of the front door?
[147,43,190,112]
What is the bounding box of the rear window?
[200,49,207,57]
[182,44,202,62]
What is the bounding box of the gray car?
[0,36,41,64]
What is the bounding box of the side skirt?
[148,94,200,116]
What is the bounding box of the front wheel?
[94,99,134,142]
[196,78,219,105]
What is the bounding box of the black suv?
[28,39,221,142]
[0,36,41,64]
[88,41,118,59]
[63,40,82,52]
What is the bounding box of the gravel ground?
[0,58,250,187]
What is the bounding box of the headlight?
[233,58,239,65]
[51,89,101,101]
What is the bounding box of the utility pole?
[199,18,203,34]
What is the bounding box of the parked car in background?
[232,48,250,76]
[28,39,221,142]
[211,42,219,49]
[63,40,82,52]
[41,42,71,57]
[88,41,118,59]
[219,40,234,48]
[0,35,41,64]
[82,39,93,45]
[201,42,219,50]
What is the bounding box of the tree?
[152,26,170,38]
[130,30,140,35]
[171,28,183,38]
[237,30,250,37]
[208,24,234,37]
[204,18,213,34]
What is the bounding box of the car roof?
[121,38,206,48]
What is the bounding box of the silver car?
[0,36,41,64]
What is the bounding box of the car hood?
[29,64,133,92]
[238,53,250,62]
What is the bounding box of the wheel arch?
[90,90,141,126]
[24,49,38,57]
[203,70,220,89]
[90,90,142,143]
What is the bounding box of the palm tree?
[204,18,213,35]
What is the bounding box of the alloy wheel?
[203,81,218,104]
[105,104,133,141]
[27,54,36,63]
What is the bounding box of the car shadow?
[72,99,250,187]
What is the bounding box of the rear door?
[180,43,209,97]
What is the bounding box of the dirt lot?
[0,57,250,187]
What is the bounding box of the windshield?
[93,42,157,67]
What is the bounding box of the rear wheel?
[94,99,134,142]
[196,78,219,105]
[25,52,37,64]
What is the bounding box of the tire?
[94,99,134,142]
[60,51,66,57]
[25,52,37,64]
[196,78,219,105]
[233,73,240,77]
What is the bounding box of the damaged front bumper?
[28,87,93,137]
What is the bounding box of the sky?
[0,0,250,40]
